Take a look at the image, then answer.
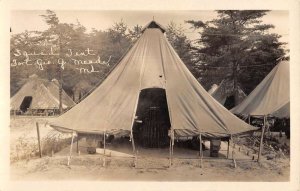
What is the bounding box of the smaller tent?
[231,61,289,117]
[10,75,75,115]
[207,84,218,94]
[271,101,290,118]
[72,79,93,103]
[210,79,247,109]
[45,79,76,107]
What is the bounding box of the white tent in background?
[210,79,247,109]
[208,84,218,94]
[271,101,290,118]
[49,21,256,140]
[231,61,290,118]
[10,74,75,115]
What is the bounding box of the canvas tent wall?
[210,79,247,109]
[49,21,257,140]
[231,61,290,118]
[10,75,75,115]
[45,79,76,108]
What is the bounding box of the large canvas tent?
[10,75,75,115]
[49,21,256,140]
[231,61,290,118]
[210,79,247,109]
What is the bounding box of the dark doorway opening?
[20,96,33,113]
[223,95,235,110]
[132,88,171,148]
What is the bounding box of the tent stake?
[36,122,42,158]
[67,131,75,166]
[258,115,266,162]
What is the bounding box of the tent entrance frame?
[132,88,171,149]
[19,96,33,113]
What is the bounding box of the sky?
[11,10,289,46]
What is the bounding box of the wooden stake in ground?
[67,131,75,166]
[258,115,266,162]
[36,122,42,158]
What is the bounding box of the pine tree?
[187,11,286,104]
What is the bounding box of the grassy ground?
[10,119,290,181]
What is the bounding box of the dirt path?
[10,139,290,181]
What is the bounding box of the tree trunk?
[233,61,239,106]
[58,38,63,114]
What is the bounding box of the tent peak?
[142,20,166,33]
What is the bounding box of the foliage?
[10,11,141,98]
[187,11,286,97]
[166,22,199,78]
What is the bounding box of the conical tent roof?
[50,21,256,138]
[210,79,247,106]
[10,75,75,110]
[231,61,289,117]
[45,79,76,108]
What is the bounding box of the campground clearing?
[10,117,289,181]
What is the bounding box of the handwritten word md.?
[75,65,100,74]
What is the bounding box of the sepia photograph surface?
[1,0,300,191]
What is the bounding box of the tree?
[187,11,286,104]
[166,22,199,78]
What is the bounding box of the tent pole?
[131,133,136,153]
[76,134,79,154]
[36,122,42,158]
[171,130,174,165]
[171,130,175,166]
[103,132,106,155]
[258,115,266,162]
[231,135,236,168]
[199,133,202,168]
[169,130,172,167]
[227,138,230,159]
[103,132,106,167]
[248,116,251,124]
[67,131,75,166]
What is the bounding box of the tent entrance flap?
[132,88,171,148]
[20,96,33,112]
